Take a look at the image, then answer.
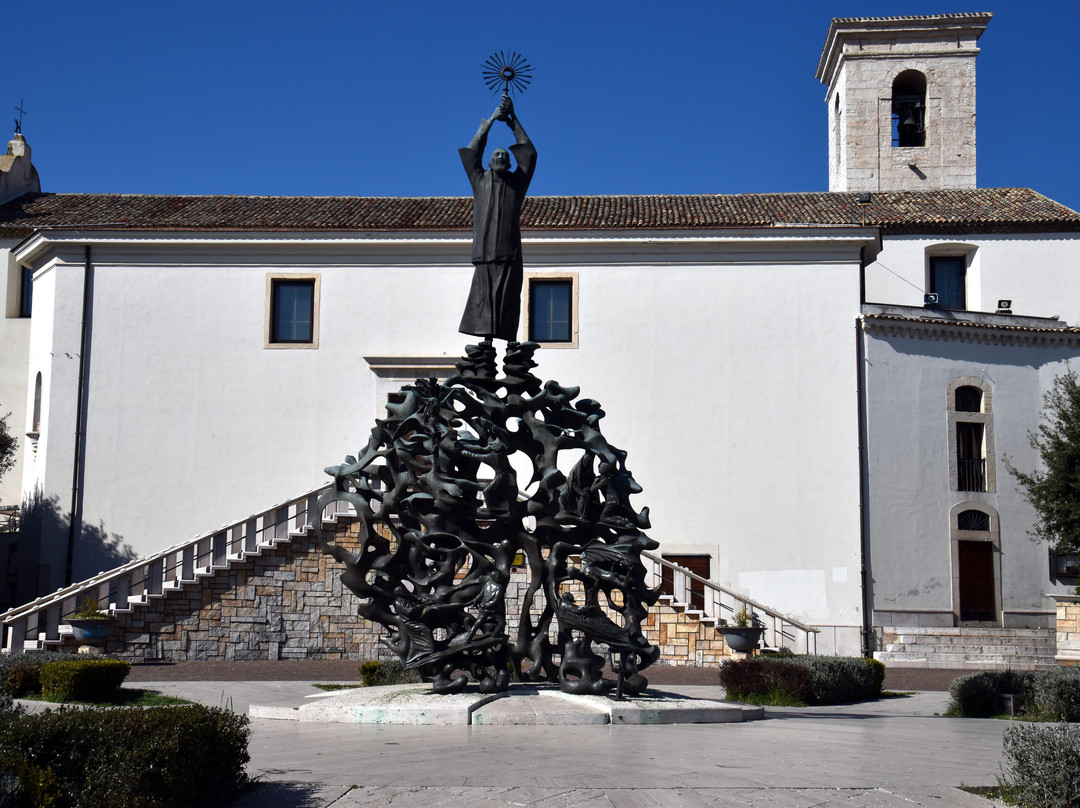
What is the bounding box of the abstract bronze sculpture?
[314,57,661,697]
[315,342,661,695]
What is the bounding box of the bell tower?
[816,13,992,193]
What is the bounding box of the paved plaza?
[132,675,1009,808]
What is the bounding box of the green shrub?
[720,656,884,706]
[0,652,87,698]
[1029,666,1080,722]
[781,656,885,704]
[39,658,131,702]
[947,670,1035,718]
[998,722,1080,808]
[359,658,420,687]
[0,704,250,808]
[719,658,813,705]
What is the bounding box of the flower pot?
[65,617,114,646]
[720,626,765,652]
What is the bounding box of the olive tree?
[1005,366,1080,553]
[0,411,15,499]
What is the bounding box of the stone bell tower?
[816,12,992,193]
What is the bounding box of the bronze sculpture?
[314,57,662,697]
[458,94,536,341]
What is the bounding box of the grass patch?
[21,688,191,706]
[312,683,363,692]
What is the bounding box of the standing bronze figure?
[458,94,536,341]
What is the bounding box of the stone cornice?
[861,304,1080,348]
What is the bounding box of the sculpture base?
[249,683,763,726]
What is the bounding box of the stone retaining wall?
[82,518,732,666]
[1057,598,1080,665]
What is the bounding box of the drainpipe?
[65,245,93,585]
[855,315,873,656]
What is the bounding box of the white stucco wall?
[862,324,1077,628]
[14,229,872,652]
[0,243,31,508]
[865,234,1080,323]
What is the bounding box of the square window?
[266,276,319,348]
[929,256,966,310]
[271,280,314,342]
[528,279,573,343]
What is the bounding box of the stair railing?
[3,485,818,657]
[1,483,345,653]
[641,550,819,655]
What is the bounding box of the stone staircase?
[2,485,819,663]
[873,626,1057,669]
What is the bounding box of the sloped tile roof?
[0,188,1077,241]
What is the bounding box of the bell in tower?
[892,89,925,148]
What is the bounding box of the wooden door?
[958,540,995,622]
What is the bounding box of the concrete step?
[875,626,1056,669]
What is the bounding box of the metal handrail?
[4,484,819,656]
[641,549,819,654]
[1,483,335,639]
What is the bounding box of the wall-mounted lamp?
[923,292,940,308]
[997,299,1013,314]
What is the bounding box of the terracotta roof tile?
[0,188,1077,241]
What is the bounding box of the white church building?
[1,12,1078,663]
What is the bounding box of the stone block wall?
[644,601,731,667]
[79,517,735,667]
[1056,598,1080,665]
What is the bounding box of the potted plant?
[65,594,115,646]
[720,606,766,653]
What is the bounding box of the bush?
[720,656,884,706]
[998,722,1080,808]
[719,658,812,705]
[359,658,420,687]
[1029,666,1080,722]
[0,652,87,698]
[0,704,250,808]
[947,670,1036,718]
[782,656,885,704]
[39,658,131,702]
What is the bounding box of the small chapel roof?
[0,187,1078,241]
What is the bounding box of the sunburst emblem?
[482,51,533,97]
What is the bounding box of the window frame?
[524,272,579,348]
[265,274,320,349]
[929,255,967,310]
[947,376,995,493]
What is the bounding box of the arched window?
[955,386,982,413]
[947,377,995,493]
[892,70,926,147]
[957,509,990,531]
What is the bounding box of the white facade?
[6,227,876,654]
[2,13,1080,662]
[861,305,1080,630]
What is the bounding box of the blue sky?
[7,1,1079,211]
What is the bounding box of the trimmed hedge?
[1029,666,1080,722]
[0,652,87,698]
[359,658,421,687]
[998,721,1080,808]
[947,667,1080,721]
[719,656,884,706]
[0,704,251,808]
[39,659,131,702]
